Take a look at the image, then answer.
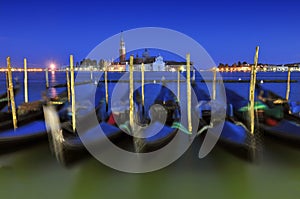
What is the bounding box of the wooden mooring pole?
[286,67,291,100]
[70,55,76,132]
[24,58,28,103]
[7,57,18,130]
[249,46,259,135]
[129,56,134,129]
[186,54,192,132]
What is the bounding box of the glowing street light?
[50,63,56,71]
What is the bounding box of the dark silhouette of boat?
[46,79,211,165]
[256,84,300,123]
[226,87,300,147]
[192,82,257,161]
[44,92,133,166]
[46,79,264,166]
[0,90,68,153]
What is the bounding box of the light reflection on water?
[48,87,57,99]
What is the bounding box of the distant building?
[152,56,166,71]
[96,32,193,72]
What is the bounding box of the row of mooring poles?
[54,51,295,137]
[4,49,292,137]
[126,48,292,136]
[6,57,33,131]
[4,55,88,133]
[128,54,193,133]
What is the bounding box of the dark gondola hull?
[0,120,47,154]
[0,110,44,131]
[0,97,68,154]
[133,122,178,153]
[193,82,256,160]
[0,90,68,131]
[260,119,300,147]
[49,120,131,166]
[226,87,300,146]
[204,120,257,162]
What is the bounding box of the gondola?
[0,101,50,154]
[192,82,257,161]
[44,80,130,165]
[46,81,187,165]
[226,88,300,147]
[217,120,256,160]
[47,78,260,166]
[256,84,300,123]
[0,90,68,153]
[44,97,132,166]
[0,103,44,131]
[0,89,68,131]
[0,120,47,153]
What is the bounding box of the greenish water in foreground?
[0,138,300,199]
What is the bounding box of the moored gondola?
[131,83,183,153]
[193,82,257,161]
[0,90,68,131]
[256,84,300,123]
[0,90,68,153]
[46,82,188,165]
[226,88,300,147]
[0,120,47,154]
[44,100,131,166]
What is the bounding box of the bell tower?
[119,31,126,62]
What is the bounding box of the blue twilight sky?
[0,0,299,67]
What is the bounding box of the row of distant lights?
[0,63,56,72]
[217,67,251,72]
[2,64,298,72]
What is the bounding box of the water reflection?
[48,87,57,98]
[51,71,56,84]
[49,71,57,98]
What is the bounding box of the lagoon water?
[1,71,300,199]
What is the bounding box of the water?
[1,71,300,199]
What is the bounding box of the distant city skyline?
[1,0,300,68]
